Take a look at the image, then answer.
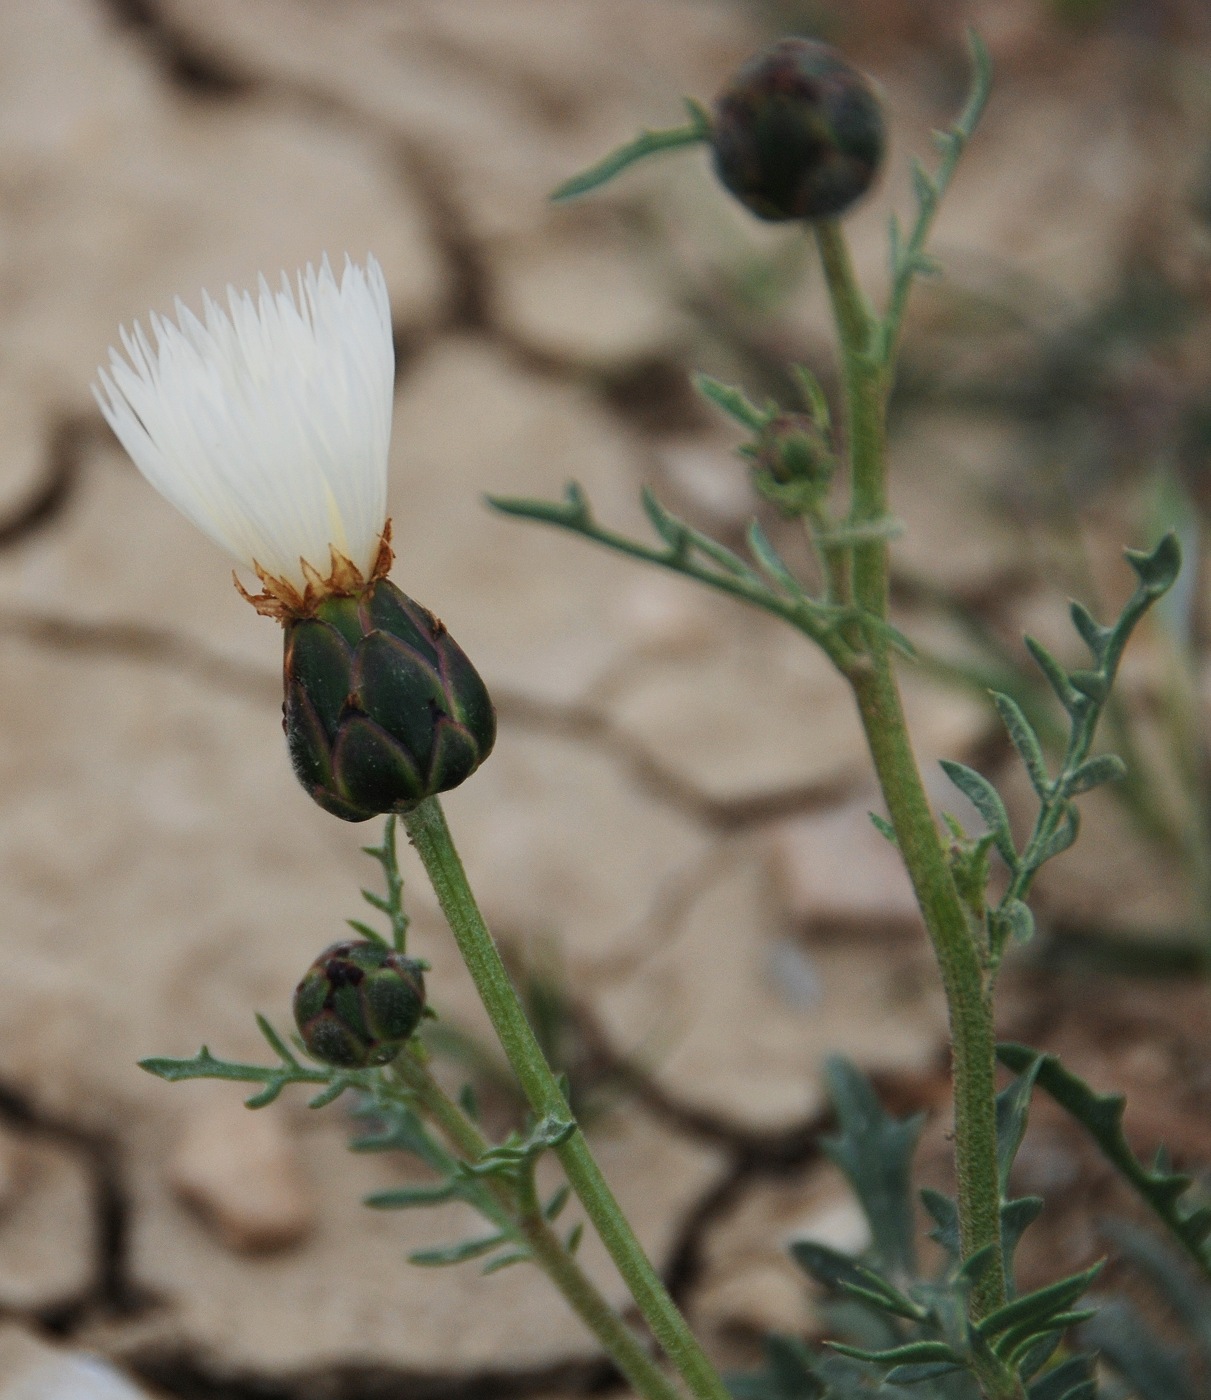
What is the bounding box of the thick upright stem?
[403,797,730,1400]
[814,222,1019,1398]
[388,1054,682,1400]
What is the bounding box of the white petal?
[94,254,394,593]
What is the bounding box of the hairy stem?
[387,1052,682,1400]
[814,221,1020,1400]
[403,797,730,1400]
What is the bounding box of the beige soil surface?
[0,1,1209,1396]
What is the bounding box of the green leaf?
[789,1243,926,1322]
[747,521,802,595]
[869,812,898,845]
[409,1231,509,1267]
[1068,601,1110,663]
[255,1014,301,1067]
[822,1059,924,1278]
[487,481,593,529]
[641,487,690,555]
[693,373,767,431]
[345,918,388,945]
[365,1182,461,1210]
[543,1184,572,1221]
[977,1261,1102,1341]
[481,1249,531,1275]
[999,1042,1211,1276]
[993,898,1035,950]
[1124,531,1181,597]
[992,692,1051,798]
[1024,637,1082,715]
[566,1222,584,1254]
[939,760,1017,868]
[1035,803,1079,864]
[550,102,711,202]
[307,1077,355,1110]
[826,1340,961,1367]
[1065,753,1127,795]
[996,1054,1043,1194]
[883,1361,965,1384]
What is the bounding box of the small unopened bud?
[283,579,496,822]
[293,941,427,1069]
[747,411,834,513]
[711,38,884,222]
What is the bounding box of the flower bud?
[711,38,884,222]
[293,940,427,1068]
[283,579,496,822]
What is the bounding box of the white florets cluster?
[95,255,394,597]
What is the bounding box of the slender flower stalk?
[100,257,726,1400]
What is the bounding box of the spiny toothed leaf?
[821,1058,924,1277]
[999,1042,1211,1277]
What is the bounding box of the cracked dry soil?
[1,0,1210,1396]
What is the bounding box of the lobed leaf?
[998,1042,1211,1277]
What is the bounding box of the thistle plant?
[97,31,1195,1400]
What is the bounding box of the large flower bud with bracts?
[294,940,427,1068]
[711,38,884,222]
[283,579,496,822]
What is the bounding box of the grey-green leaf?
[1065,753,1127,795]
[939,760,1017,868]
[1124,531,1181,597]
[992,692,1051,798]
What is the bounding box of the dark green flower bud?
[711,38,884,222]
[293,940,427,1068]
[283,579,496,822]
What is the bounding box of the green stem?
[814,222,1020,1400]
[388,1052,682,1400]
[403,797,730,1400]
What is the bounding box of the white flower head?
[95,254,395,619]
